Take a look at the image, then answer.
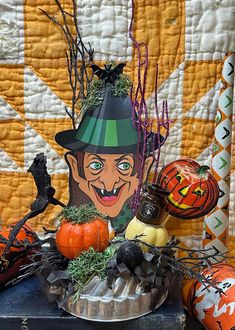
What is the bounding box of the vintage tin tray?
[47,275,168,322]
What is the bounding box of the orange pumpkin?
[184,264,235,330]
[157,159,220,219]
[55,205,109,260]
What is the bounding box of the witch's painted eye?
[89,162,103,170]
[193,187,205,196]
[175,173,184,183]
[117,162,131,171]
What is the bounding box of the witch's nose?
[99,174,119,191]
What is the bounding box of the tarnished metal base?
[0,276,189,330]
[47,275,168,322]
[60,277,168,322]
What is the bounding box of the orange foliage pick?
[0,224,36,287]
[0,224,35,253]
[55,204,109,260]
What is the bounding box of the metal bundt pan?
[53,276,168,322]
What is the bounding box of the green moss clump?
[81,79,106,113]
[58,204,106,224]
[67,245,118,299]
[80,61,132,112]
[110,75,132,96]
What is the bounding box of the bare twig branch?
[111,236,231,294]
[40,0,94,128]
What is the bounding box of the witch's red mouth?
[92,184,125,207]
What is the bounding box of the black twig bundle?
[40,0,94,128]
[108,236,230,295]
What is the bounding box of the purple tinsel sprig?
[129,0,170,213]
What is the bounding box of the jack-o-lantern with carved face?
[157,159,220,219]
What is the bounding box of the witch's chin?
[96,203,122,218]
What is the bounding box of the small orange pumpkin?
[55,204,109,260]
[157,159,220,219]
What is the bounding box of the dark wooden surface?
[0,276,203,330]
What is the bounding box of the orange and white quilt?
[0,0,234,259]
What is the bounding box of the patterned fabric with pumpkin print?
[187,264,235,330]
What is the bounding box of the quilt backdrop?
[0,0,234,259]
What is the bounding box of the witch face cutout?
[66,152,140,218]
[55,87,157,232]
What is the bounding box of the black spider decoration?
[91,63,126,84]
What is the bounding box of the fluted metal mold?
[56,276,168,322]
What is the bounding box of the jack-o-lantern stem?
[196,165,210,178]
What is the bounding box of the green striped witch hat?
[55,87,139,154]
